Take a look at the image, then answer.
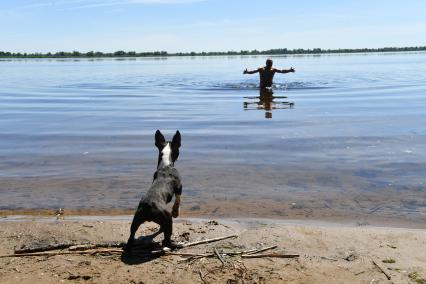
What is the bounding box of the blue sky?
[1,0,426,53]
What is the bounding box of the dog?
[125,130,182,251]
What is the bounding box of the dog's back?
[125,130,182,250]
[140,166,182,214]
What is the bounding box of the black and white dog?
[125,130,182,251]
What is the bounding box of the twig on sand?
[174,245,282,264]
[372,259,391,280]
[14,242,125,254]
[214,247,226,264]
[182,234,238,248]
[175,245,278,262]
[68,242,125,251]
[0,248,123,258]
[4,235,297,262]
[243,245,277,255]
[321,256,338,262]
[2,235,237,258]
[165,252,211,257]
[198,270,206,284]
[241,253,299,259]
[14,243,76,254]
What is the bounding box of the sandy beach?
[0,216,425,283]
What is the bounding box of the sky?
[1,0,426,53]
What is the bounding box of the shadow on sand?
[120,230,166,265]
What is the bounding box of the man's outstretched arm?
[276,67,295,73]
[243,68,260,74]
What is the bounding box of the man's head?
[266,58,273,68]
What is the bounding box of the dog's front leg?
[171,195,181,218]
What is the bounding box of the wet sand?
[1,160,425,228]
[0,217,425,283]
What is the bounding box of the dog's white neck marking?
[159,142,172,168]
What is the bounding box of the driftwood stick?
[241,253,299,259]
[0,248,123,258]
[173,245,279,261]
[243,245,278,255]
[5,235,247,259]
[69,242,125,251]
[165,252,212,257]
[372,259,391,280]
[14,243,77,254]
[182,235,238,248]
[4,250,295,259]
[215,245,277,256]
[90,248,123,255]
[14,242,126,254]
[321,256,338,262]
[214,247,226,264]
[237,248,258,255]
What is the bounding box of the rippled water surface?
[1,53,426,224]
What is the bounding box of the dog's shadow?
[120,230,166,265]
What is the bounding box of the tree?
[114,50,126,56]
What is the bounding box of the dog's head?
[155,130,181,168]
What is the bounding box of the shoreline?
[1,211,425,230]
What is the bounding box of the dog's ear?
[172,130,181,149]
[155,130,165,149]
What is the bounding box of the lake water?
[1,53,426,226]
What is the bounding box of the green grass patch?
[382,258,396,264]
[408,272,426,284]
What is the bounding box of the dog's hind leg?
[160,210,173,247]
[125,209,146,251]
[157,209,182,248]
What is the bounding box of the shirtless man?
[243,58,295,89]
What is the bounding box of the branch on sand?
[68,242,126,251]
[1,248,123,258]
[14,242,125,254]
[214,247,226,264]
[241,253,300,258]
[2,235,237,258]
[372,259,392,280]
[14,243,76,254]
[2,234,299,261]
[182,234,238,247]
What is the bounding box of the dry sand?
[0,216,425,284]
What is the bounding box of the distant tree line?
[1,46,425,58]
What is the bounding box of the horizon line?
[1,46,425,58]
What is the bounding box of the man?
[243,58,295,89]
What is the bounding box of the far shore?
[1,47,426,60]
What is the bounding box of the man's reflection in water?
[243,88,294,119]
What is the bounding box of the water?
[1,53,426,225]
